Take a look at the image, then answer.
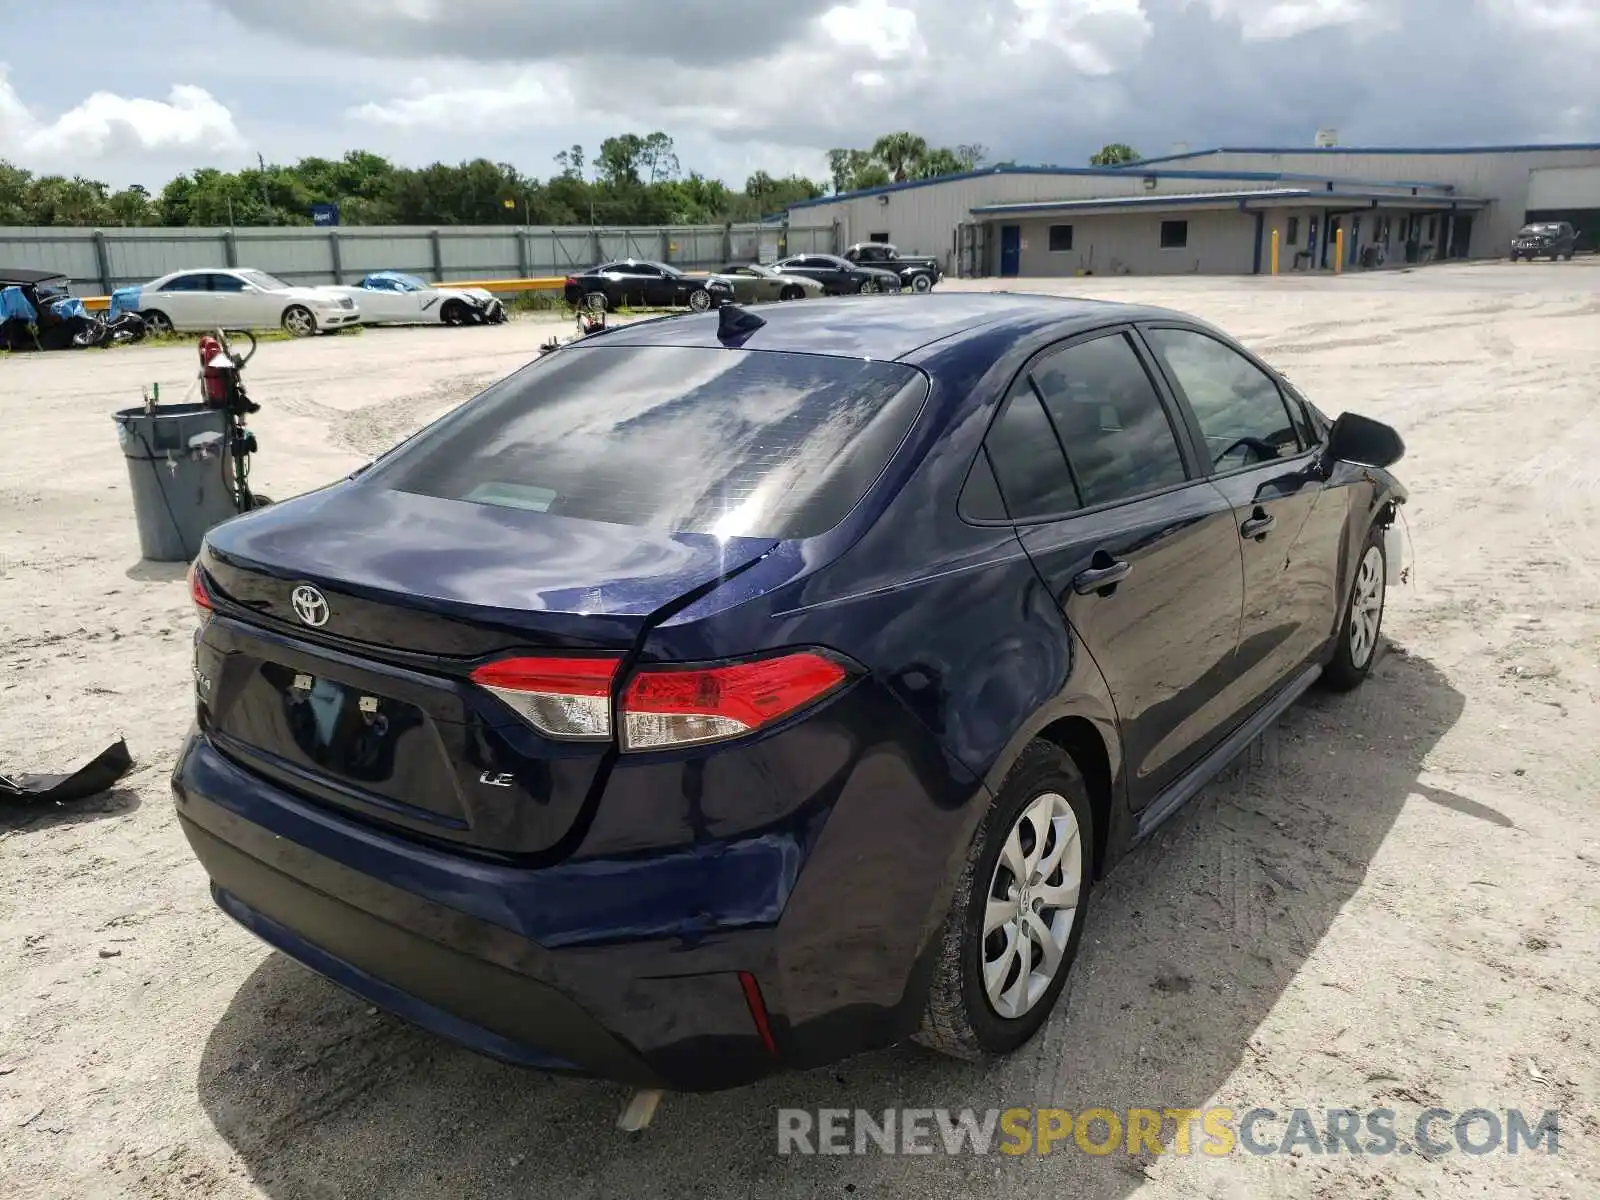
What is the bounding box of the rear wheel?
[915,742,1093,1060]
[281,305,317,337]
[779,285,804,301]
[1324,526,1387,691]
[140,309,172,336]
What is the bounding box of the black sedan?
[174,294,1407,1092]
[771,253,903,295]
[561,260,732,312]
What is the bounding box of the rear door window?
[373,346,928,539]
[983,387,1078,519]
[1030,332,1190,507]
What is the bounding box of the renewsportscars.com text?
[776,1107,1560,1157]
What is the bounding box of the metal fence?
[0,222,840,294]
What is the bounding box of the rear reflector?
[620,651,848,751]
[738,970,779,1058]
[470,656,619,740]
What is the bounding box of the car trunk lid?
[196,485,775,856]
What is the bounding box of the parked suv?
[1510,222,1577,261]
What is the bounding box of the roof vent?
[717,304,766,342]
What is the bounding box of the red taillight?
[620,651,848,751]
[188,561,213,612]
[470,656,619,740]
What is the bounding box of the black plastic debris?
[1,738,132,805]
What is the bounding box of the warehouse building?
[785,142,1600,278]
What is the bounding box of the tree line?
[0,133,1142,228]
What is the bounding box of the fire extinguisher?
[197,335,233,408]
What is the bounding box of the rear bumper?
[173,687,987,1088]
[175,734,783,1089]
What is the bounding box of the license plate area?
[258,663,425,784]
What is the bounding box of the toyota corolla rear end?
[172,337,971,1090]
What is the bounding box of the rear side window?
[984,388,1077,519]
[373,346,927,539]
[1144,328,1303,472]
[1030,333,1189,507]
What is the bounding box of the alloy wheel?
[1348,545,1385,668]
[982,792,1082,1019]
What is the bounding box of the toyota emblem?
[290,584,330,627]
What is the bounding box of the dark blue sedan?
[174,293,1407,1091]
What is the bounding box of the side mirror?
[1326,412,1404,469]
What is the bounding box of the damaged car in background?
[325,271,507,326]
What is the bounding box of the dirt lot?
[3,263,1598,1199]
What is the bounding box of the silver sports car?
[707,263,824,303]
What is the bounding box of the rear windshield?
[372,345,928,539]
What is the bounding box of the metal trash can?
[113,404,238,562]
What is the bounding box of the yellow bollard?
[1270,229,1280,276]
[1335,228,1345,274]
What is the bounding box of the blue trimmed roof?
[1126,142,1600,167]
[970,189,1488,216]
[787,163,1457,210]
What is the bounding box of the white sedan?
[121,268,360,336]
[325,272,507,326]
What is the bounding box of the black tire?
[687,287,712,313]
[440,299,469,326]
[914,741,1095,1061]
[281,305,317,337]
[779,285,804,302]
[1509,252,1519,262]
[140,310,172,336]
[910,273,935,293]
[857,277,878,294]
[1323,523,1388,692]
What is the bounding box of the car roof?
[0,267,69,286]
[592,292,1173,361]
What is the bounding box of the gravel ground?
[2,264,1598,1199]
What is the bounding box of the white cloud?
[350,70,579,130]
[819,0,925,60]
[1190,0,1380,40]
[0,66,242,164]
[1003,0,1153,73]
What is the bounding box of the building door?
[999,224,1021,277]
[1449,215,1473,259]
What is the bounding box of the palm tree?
[871,132,931,183]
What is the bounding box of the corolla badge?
[290,584,330,627]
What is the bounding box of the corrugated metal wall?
[0,222,838,293]
[1131,148,1600,256]
[793,148,1600,271]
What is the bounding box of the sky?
[1,0,1597,191]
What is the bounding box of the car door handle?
[1072,559,1132,595]
[1240,510,1276,540]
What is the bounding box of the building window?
[869,232,891,243]
[1287,216,1301,244]
[1048,224,1074,252]
[1160,220,1189,249]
